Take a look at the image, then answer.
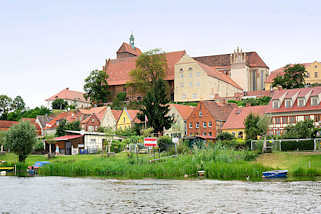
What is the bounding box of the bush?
[281,140,314,151]
[158,136,174,152]
[33,141,45,152]
[110,140,127,153]
[216,132,235,141]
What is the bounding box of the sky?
[1,0,321,108]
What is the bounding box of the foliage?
[51,98,68,110]
[0,95,13,120]
[272,64,308,89]
[140,127,154,137]
[83,70,110,105]
[110,140,127,153]
[4,121,37,162]
[55,120,81,137]
[7,106,51,121]
[115,128,137,137]
[0,131,6,147]
[111,92,127,109]
[33,140,45,152]
[138,78,173,135]
[280,139,314,151]
[157,136,174,152]
[228,96,271,107]
[216,132,235,141]
[244,114,270,140]
[11,96,25,112]
[128,49,167,94]
[282,119,315,139]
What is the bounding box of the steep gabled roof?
[79,107,106,122]
[105,51,186,86]
[222,105,267,130]
[46,88,88,103]
[170,104,194,120]
[117,42,142,56]
[111,110,122,121]
[197,62,243,90]
[193,51,268,68]
[202,101,236,121]
[127,110,142,123]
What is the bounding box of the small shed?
[53,135,84,155]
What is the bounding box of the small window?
[189,82,193,87]
[199,111,202,117]
[208,122,212,127]
[196,122,199,128]
[307,73,310,78]
[315,72,318,78]
[298,98,305,107]
[285,100,292,108]
[189,122,192,128]
[311,97,318,106]
[188,67,192,71]
[203,132,207,136]
[282,117,288,124]
[315,114,321,122]
[304,115,310,120]
[273,100,279,109]
[180,73,184,78]
[196,72,201,77]
[180,68,184,72]
[275,117,281,124]
[180,82,184,88]
[289,116,296,124]
[209,132,212,136]
[189,72,192,78]
[203,122,207,128]
[315,65,318,69]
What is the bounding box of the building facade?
[46,88,90,109]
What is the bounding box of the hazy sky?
[1,0,321,107]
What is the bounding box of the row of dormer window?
[273,97,319,109]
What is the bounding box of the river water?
[0,177,321,214]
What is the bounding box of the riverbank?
[1,150,321,181]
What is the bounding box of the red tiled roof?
[105,51,186,86]
[265,63,313,83]
[193,51,268,68]
[46,88,88,103]
[55,135,83,141]
[127,110,141,123]
[198,62,243,90]
[202,101,236,121]
[81,113,100,125]
[111,110,122,121]
[79,107,106,122]
[44,111,83,130]
[21,118,42,136]
[266,86,321,113]
[117,42,142,56]
[222,105,267,130]
[0,120,18,131]
[170,104,194,120]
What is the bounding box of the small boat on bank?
[0,166,14,172]
[262,170,288,178]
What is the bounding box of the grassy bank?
[255,152,321,179]
[0,146,271,181]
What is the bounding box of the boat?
[0,166,14,172]
[262,170,288,178]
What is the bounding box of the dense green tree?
[0,95,12,120]
[7,106,51,121]
[55,119,81,137]
[272,64,308,89]
[0,131,6,151]
[11,96,25,112]
[137,78,173,135]
[244,114,269,140]
[51,98,68,110]
[228,96,271,107]
[282,119,315,139]
[5,121,37,162]
[128,49,167,94]
[111,92,127,109]
[216,132,235,141]
[83,70,110,105]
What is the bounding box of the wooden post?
[314,139,317,151]
[0,145,3,152]
[48,143,52,159]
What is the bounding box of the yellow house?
[222,105,267,139]
[265,61,321,90]
[116,108,141,130]
[174,54,243,102]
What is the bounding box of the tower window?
[315,72,318,78]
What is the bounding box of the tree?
[217,132,235,141]
[137,78,173,135]
[52,98,68,110]
[0,95,12,120]
[282,119,315,139]
[128,49,167,94]
[111,92,127,109]
[244,114,269,140]
[11,96,25,112]
[5,121,37,162]
[83,70,110,105]
[55,119,81,137]
[7,106,51,121]
[0,131,6,152]
[272,64,308,89]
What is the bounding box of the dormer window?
[298,98,305,107]
[273,100,279,109]
[285,99,292,108]
[311,97,319,106]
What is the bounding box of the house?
[0,120,18,131]
[81,114,100,132]
[265,61,321,90]
[174,54,243,102]
[186,101,236,139]
[222,105,267,139]
[265,86,321,135]
[164,104,194,138]
[50,135,84,155]
[100,107,122,130]
[193,47,269,92]
[45,88,91,109]
[102,34,186,101]
[116,108,142,130]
